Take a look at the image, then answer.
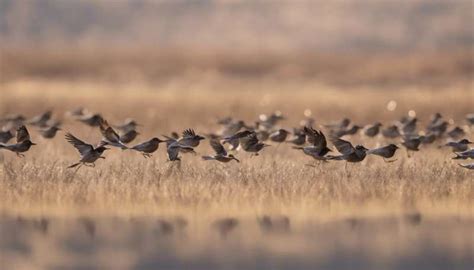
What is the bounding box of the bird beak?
[31,142,37,145]
[234,157,240,163]
[104,147,110,150]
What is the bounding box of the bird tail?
[67,162,81,168]
[201,156,215,161]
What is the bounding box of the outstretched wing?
[100,119,121,143]
[304,126,327,149]
[182,128,196,138]
[16,125,31,142]
[210,139,227,156]
[332,138,355,155]
[65,133,93,156]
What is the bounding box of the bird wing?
[167,145,179,160]
[304,127,327,149]
[210,139,227,156]
[332,138,355,155]
[16,125,31,142]
[100,119,121,143]
[65,133,93,156]
[182,128,196,138]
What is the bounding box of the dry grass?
[0,78,473,269]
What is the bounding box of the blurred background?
[1,0,472,86]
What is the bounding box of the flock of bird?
[0,108,473,171]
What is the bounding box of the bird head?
[459,139,472,144]
[197,135,206,141]
[152,137,165,143]
[355,145,368,151]
[28,140,37,146]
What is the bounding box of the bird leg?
[16,153,25,158]
[142,153,151,158]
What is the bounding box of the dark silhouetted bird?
[174,129,205,147]
[382,125,401,138]
[131,137,165,158]
[0,128,14,143]
[77,113,104,127]
[447,127,465,140]
[119,130,139,144]
[0,125,36,157]
[223,130,254,150]
[28,110,52,127]
[294,127,331,161]
[367,144,399,161]
[202,139,239,163]
[240,132,270,156]
[65,133,109,168]
[115,118,140,133]
[287,128,306,146]
[327,139,368,163]
[452,149,474,160]
[166,141,195,161]
[364,122,382,137]
[39,125,61,139]
[444,139,472,153]
[99,119,128,149]
[269,129,289,143]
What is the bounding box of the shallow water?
[1,213,472,270]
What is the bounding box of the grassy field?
[0,76,473,269]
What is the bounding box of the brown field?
[0,69,473,269]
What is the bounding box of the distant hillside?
[0,0,472,52]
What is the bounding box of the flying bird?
[293,127,331,161]
[131,137,165,158]
[99,119,128,149]
[327,138,368,163]
[202,139,239,163]
[458,163,474,170]
[444,139,472,153]
[240,132,270,156]
[367,144,399,162]
[0,125,36,157]
[65,133,109,169]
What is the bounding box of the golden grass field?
[0,72,473,269]
[0,47,474,269]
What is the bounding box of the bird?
[0,128,14,143]
[324,118,350,130]
[240,132,270,156]
[364,122,382,137]
[330,125,361,138]
[452,149,474,160]
[115,118,140,133]
[401,135,422,152]
[166,141,195,161]
[38,125,61,139]
[222,130,254,150]
[447,127,465,140]
[65,133,109,169]
[28,110,52,127]
[99,119,128,149]
[287,128,306,146]
[444,139,472,153]
[0,125,36,157]
[327,138,368,163]
[202,139,239,163]
[458,163,474,170]
[76,113,103,127]
[293,127,331,161]
[173,129,205,148]
[367,144,399,162]
[382,125,401,138]
[269,129,289,143]
[400,117,417,135]
[119,129,139,144]
[131,137,165,158]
